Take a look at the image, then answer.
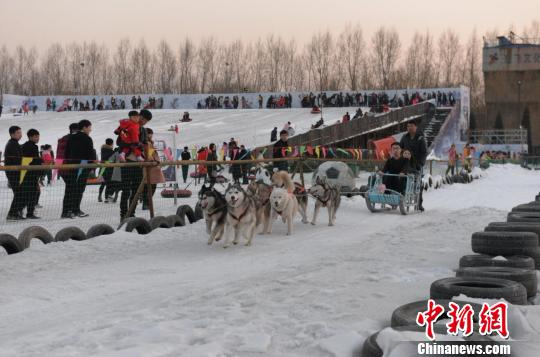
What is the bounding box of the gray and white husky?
[198,185,227,245]
[308,176,341,226]
[224,183,258,248]
[247,180,272,234]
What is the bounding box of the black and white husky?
[198,185,227,245]
[308,176,341,226]
[224,183,258,248]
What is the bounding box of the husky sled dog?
[247,180,272,234]
[267,187,299,235]
[224,183,258,247]
[271,170,308,223]
[198,185,227,245]
[308,176,341,226]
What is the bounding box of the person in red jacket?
[115,110,143,161]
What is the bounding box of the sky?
[0,0,539,51]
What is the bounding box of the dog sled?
[365,172,422,215]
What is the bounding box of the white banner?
[483,46,540,72]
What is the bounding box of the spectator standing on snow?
[4,126,24,220]
[400,120,427,211]
[181,146,191,183]
[270,127,278,142]
[58,123,80,218]
[64,120,96,218]
[446,144,457,176]
[118,109,152,219]
[273,130,289,172]
[98,138,115,203]
[21,129,43,219]
[40,144,55,185]
[206,143,218,187]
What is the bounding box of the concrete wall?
[483,69,540,153]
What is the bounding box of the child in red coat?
[115,111,143,161]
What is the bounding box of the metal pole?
[145,166,155,218]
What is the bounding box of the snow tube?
[87,224,115,239]
[0,234,24,254]
[149,216,171,229]
[55,227,87,242]
[176,205,198,224]
[310,108,321,114]
[119,217,153,235]
[166,214,186,227]
[18,226,54,248]
[160,189,192,198]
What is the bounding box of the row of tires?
[423,171,479,191]
[357,195,540,356]
[0,204,203,255]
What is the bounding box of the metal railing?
[469,129,527,145]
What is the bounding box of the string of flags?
[178,144,366,161]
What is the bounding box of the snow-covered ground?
[1,164,540,356]
[0,108,359,151]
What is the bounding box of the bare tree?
[0,45,13,96]
[464,29,483,106]
[114,38,132,94]
[132,39,154,93]
[178,37,197,93]
[155,40,177,93]
[197,37,217,93]
[306,31,334,91]
[337,24,364,90]
[438,29,461,87]
[371,27,401,89]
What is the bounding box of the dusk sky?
[0,0,539,51]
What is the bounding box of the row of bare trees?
[1,22,538,107]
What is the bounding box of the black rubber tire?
[390,299,482,328]
[508,212,540,223]
[119,217,153,234]
[176,205,197,224]
[512,204,540,213]
[86,224,115,239]
[149,216,172,229]
[459,254,535,270]
[528,248,540,270]
[18,226,54,248]
[471,231,538,256]
[166,214,186,227]
[430,277,528,305]
[359,325,454,357]
[194,202,204,220]
[0,234,24,254]
[456,266,537,298]
[484,224,540,244]
[55,226,87,242]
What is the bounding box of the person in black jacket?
[273,130,289,172]
[399,120,427,211]
[181,146,191,183]
[4,126,24,220]
[206,143,218,187]
[379,142,407,194]
[21,129,43,219]
[270,127,278,142]
[98,138,115,202]
[62,120,96,218]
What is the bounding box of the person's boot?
[98,194,103,202]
